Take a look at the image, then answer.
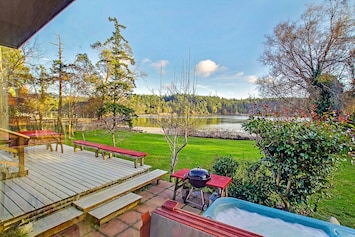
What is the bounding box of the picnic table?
[170,168,232,200]
[19,130,64,153]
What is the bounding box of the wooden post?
[0,128,29,177]
[18,136,25,177]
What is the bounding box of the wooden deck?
[0,144,151,230]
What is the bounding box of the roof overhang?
[0,0,75,49]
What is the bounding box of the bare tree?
[259,0,354,116]
[156,58,198,178]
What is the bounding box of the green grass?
[69,130,261,172]
[312,162,355,228]
[67,130,355,228]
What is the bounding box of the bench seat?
[73,140,148,168]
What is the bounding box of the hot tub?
[203,197,355,237]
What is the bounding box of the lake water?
[133,115,249,132]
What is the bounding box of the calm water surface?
[133,115,249,131]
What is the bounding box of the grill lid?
[188,167,211,181]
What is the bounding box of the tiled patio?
[53,180,205,237]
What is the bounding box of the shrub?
[212,156,239,177]
[242,117,352,213]
[228,160,277,207]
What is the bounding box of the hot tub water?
[215,207,328,237]
[203,197,355,237]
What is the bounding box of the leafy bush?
[228,160,277,207]
[212,156,239,177]
[242,117,352,212]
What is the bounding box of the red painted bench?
[73,140,147,168]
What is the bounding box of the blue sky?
[27,0,322,99]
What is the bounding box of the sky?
[26,0,324,99]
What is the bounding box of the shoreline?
[132,126,255,140]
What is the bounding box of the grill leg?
[200,190,205,206]
[184,187,194,203]
[184,187,208,210]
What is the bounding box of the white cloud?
[246,75,258,84]
[235,71,244,77]
[142,58,151,64]
[195,59,219,77]
[151,60,169,69]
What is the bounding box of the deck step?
[31,206,84,237]
[88,192,142,226]
[73,169,167,212]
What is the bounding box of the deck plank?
[0,187,35,213]
[31,206,84,236]
[29,160,98,190]
[2,181,47,209]
[0,144,153,227]
[18,176,67,201]
[26,162,89,192]
[88,192,142,225]
[0,190,24,217]
[74,169,167,212]
[0,203,13,220]
[26,171,77,197]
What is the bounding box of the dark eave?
[0,0,74,49]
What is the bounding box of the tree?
[51,35,71,133]
[156,59,198,178]
[259,0,354,117]
[64,53,99,137]
[91,17,137,146]
[27,65,55,129]
[1,46,32,119]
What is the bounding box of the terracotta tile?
[157,180,174,189]
[136,190,155,202]
[135,202,159,214]
[175,201,185,209]
[182,205,203,215]
[168,181,178,190]
[98,219,129,237]
[132,219,143,230]
[82,230,106,237]
[118,210,142,226]
[146,185,165,195]
[116,227,140,237]
[157,188,174,199]
[146,195,168,207]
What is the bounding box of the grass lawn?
[68,130,355,228]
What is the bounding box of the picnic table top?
[171,168,232,190]
[19,130,62,137]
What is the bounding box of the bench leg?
[47,144,53,151]
[74,144,83,152]
[102,151,107,160]
[56,142,64,153]
[134,159,138,168]
[140,157,144,167]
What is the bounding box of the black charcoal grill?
[183,167,211,210]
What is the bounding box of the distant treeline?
[118,94,305,116]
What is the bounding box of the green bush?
[242,117,352,213]
[212,156,239,177]
[228,160,277,207]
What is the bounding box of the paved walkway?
[53,181,205,237]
